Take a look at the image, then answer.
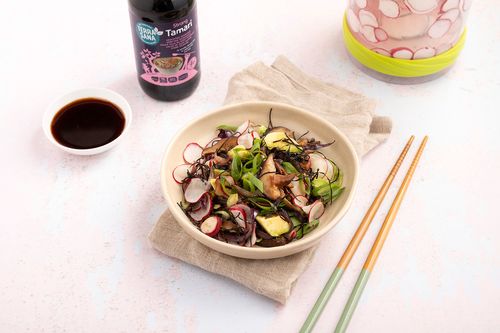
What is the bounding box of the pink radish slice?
[381,13,431,40]
[183,143,203,164]
[436,43,452,54]
[189,193,213,221]
[347,9,361,33]
[442,0,459,11]
[205,159,214,168]
[379,0,400,18]
[375,28,388,42]
[229,207,247,228]
[308,201,325,222]
[235,120,250,135]
[191,199,203,212]
[237,132,254,149]
[245,223,257,247]
[359,10,378,27]
[293,195,308,208]
[355,0,366,8]
[184,178,210,203]
[398,2,412,15]
[290,179,306,197]
[404,0,437,13]
[302,202,315,215]
[361,25,377,43]
[440,9,459,23]
[428,19,452,39]
[372,48,391,57]
[172,164,192,184]
[413,47,436,59]
[250,224,257,246]
[231,204,252,222]
[325,159,336,180]
[309,153,329,178]
[200,216,222,237]
[391,47,413,59]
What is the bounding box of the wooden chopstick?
[334,136,428,333]
[299,136,415,333]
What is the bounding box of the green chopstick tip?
[299,267,345,333]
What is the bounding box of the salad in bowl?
[161,101,358,259]
[172,110,345,248]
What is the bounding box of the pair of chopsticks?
[300,135,428,333]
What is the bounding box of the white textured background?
[1,0,499,332]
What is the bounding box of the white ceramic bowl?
[42,88,132,155]
[161,101,359,259]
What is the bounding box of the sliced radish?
[442,0,459,11]
[324,159,336,180]
[308,201,325,222]
[361,25,377,43]
[245,223,257,247]
[200,216,222,237]
[237,132,254,149]
[191,199,204,212]
[205,159,214,168]
[359,10,378,27]
[347,9,361,33]
[183,143,203,164]
[391,47,414,59]
[379,0,400,18]
[428,19,452,39]
[372,48,391,57]
[293,195,308,208]
[399,2,412,15]
[235,120,250,135]
[250,131,260,140]
[355,0,366,8]
[375,28,388,42]
[404,0,437,13]
[189,193,213,221]
[413,47,436,59]
[184,178,209,203]
[309,153,329,178]
[172,164,192,184]
[381,13,430,39]
[440,8,459,23]
[302,199,321,215]
[436,43,453,54]
[229,206,247,228]
[290,179,306,197]
[231,204,252,222]
[250,224,257,246]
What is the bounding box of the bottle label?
[130,7,199,87]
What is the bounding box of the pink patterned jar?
[345,0,472,83]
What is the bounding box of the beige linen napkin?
[149,56,392,304]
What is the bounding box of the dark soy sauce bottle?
[129,0,200,101]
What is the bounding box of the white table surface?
[1,0,499,332]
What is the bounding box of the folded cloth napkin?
[149,55,392,304]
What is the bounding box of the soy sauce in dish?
[51,98,125,149]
